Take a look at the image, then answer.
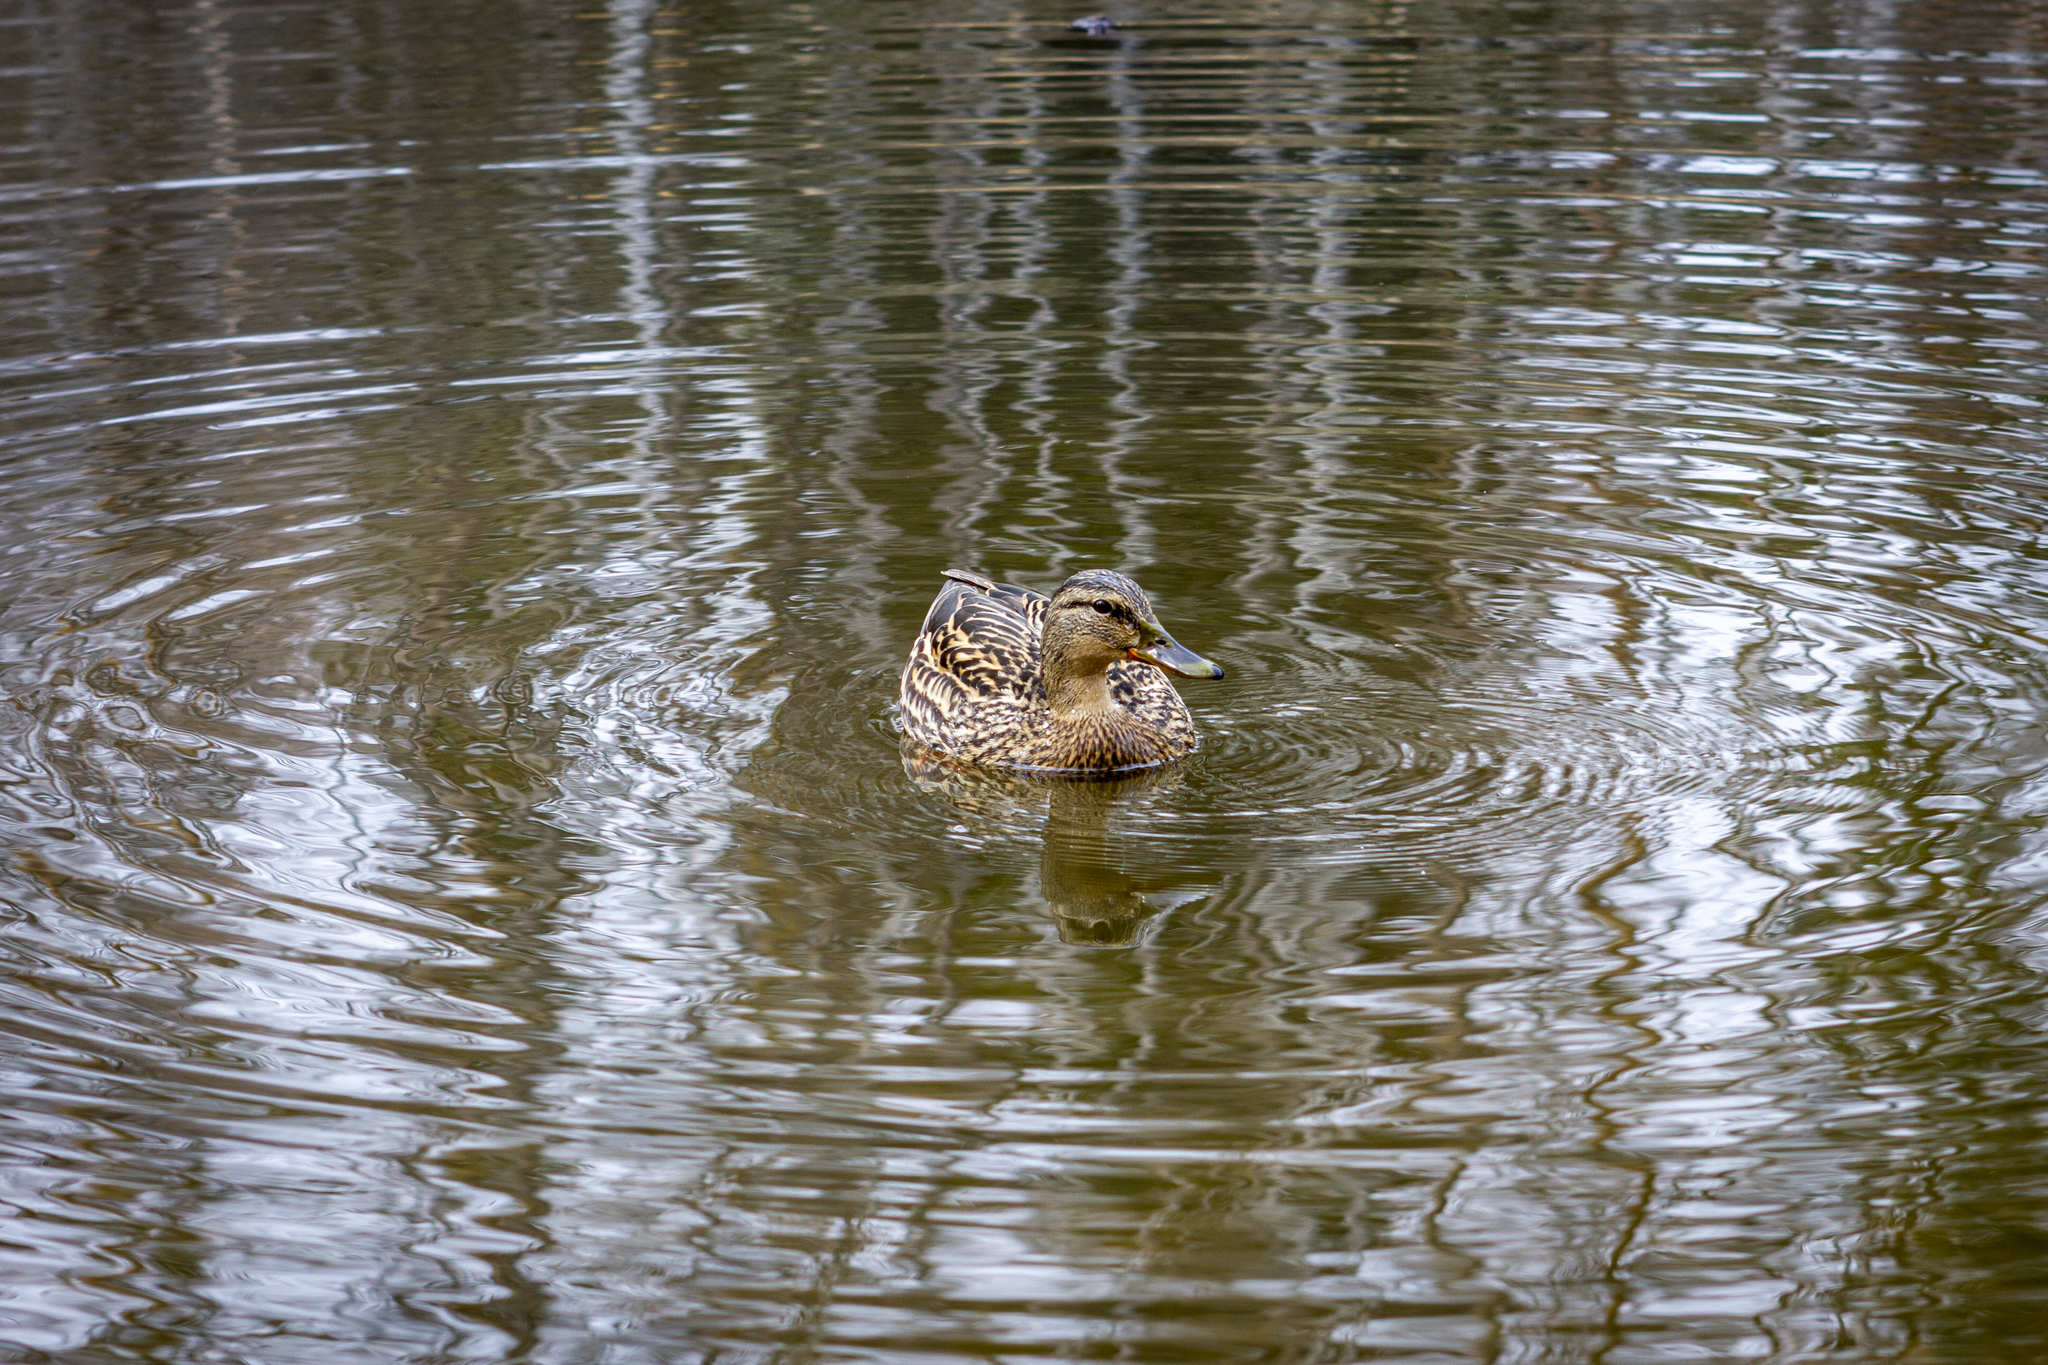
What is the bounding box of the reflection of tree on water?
[902,753,1204,946]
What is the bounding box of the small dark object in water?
[1070,15,1118,37]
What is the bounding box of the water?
[3,1,2047,1360]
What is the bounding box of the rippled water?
[4,1,2048,1360]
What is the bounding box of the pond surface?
[4,1,2048,1361]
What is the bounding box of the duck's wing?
[911,570,1047,703]
[900,572,1053,754]
[940,568,1047,637]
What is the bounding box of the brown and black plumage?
[898,567,1225,772]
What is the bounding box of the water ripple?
[1,1,2047,1360]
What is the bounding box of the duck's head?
[1042,570,1225,681]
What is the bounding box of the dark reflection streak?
[396,2,704,1345]
[806,232,895,648]
[1426,1154,1502,1358]
[711,842,997,1358]
[312,8,683,1351]
[1306,32,1402,625]
[192,0,255,339]
[379,3,693,1348]
[1410,854,1491,1321]
[341,665,584,1361]
[1087,32,1156,574]
[1772,758,2048,1356]
[978,45,1065,563]
[1596,532,1655,737]
[1254,26,1404,627]
[3,870,230,1355]
[782,19,898,657]
[1573,822,1659,1357]
[925,170,1017,561]
[32,7,285,1351]
[1004,71,1075,562]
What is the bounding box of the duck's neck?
[1045,665,1115,718]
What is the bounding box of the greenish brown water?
[3,2,2048,1361]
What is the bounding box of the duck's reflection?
[904,755,1200,946]
[1036,778,1169,945]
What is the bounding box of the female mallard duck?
[898,568,1225,772]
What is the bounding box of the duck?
[898,567,1225,772]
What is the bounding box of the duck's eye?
[1092,599,1115,616]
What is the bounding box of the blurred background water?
[2,1,2047,1361]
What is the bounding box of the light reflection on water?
[2,1,2047,1361]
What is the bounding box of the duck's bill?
[1131,630,1225,680]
